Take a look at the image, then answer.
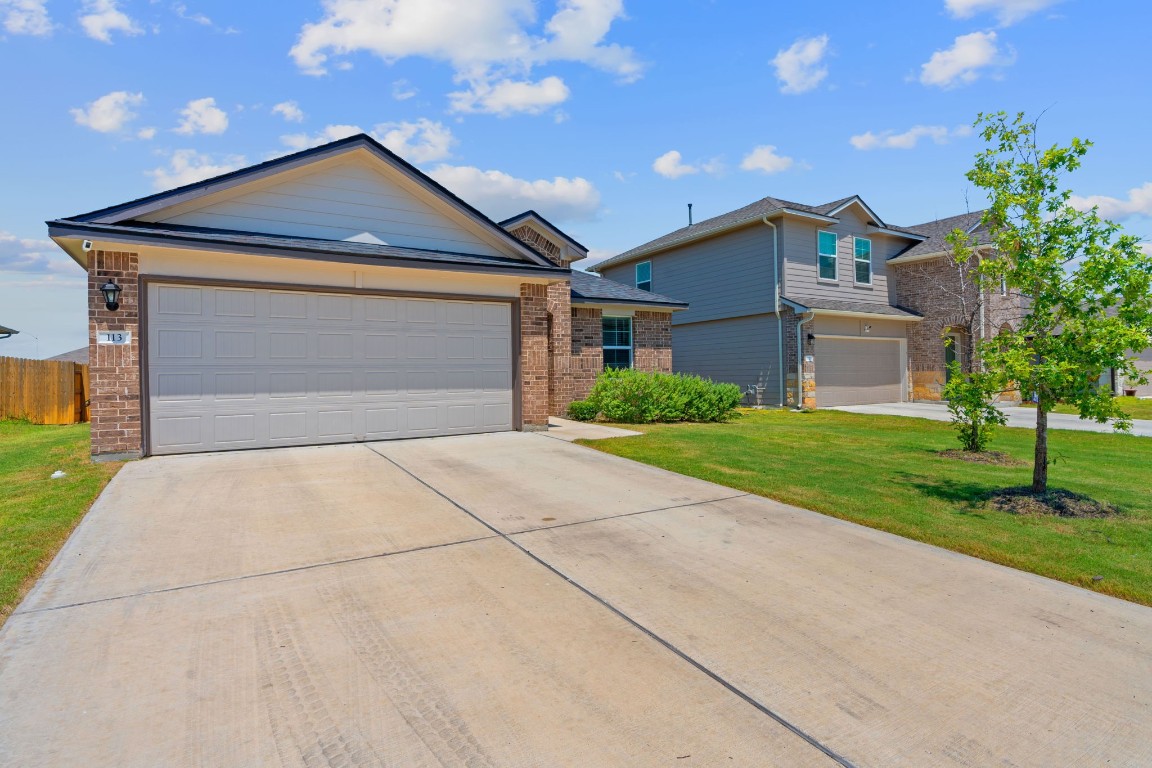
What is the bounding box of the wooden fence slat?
[0,356,89,425]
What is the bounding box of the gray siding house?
[595,195,930,408]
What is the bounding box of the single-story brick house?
[48,134,685,459]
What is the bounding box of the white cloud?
[79,0,143,43]
[392,79,417,100]
[137,126,156,139]
[850,124,973,150]
[1070,183,1152,221]
[772,34,829,95]
[920,31,1014,88]
[1,0,52,36]
[449,75,570,115]
[147,149,245,190]
[280,124,363,151]
[372,119,455,163]
[272,100,305,122]
[427,164,600,222]
[173,2,212,26]
[652,150,698,179]
[740,145,794,174]
[289,0,641,114]
[0,231,66,274]
[70,90,144,133]
[945,0,1062,26]
[175,97,229,135]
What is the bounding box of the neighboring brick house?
[47,135,684,459]
[595,195,1027,408]
[888,211,1028,401]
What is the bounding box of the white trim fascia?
[780,297,808,312]
[867,225,927,241]
[811,308,923,322]
[887,243,995,266]
[826,196,886,227]
[779,208,840,224]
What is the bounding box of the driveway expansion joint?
[362,443,857,768]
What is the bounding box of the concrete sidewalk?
[2,432,1150,767]
[833,400,1152,436]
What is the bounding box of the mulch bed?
[985,487,1122,518]
[937,449,1025,466]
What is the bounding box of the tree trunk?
[1032,404,1048,493]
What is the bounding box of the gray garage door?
[146,283,514,455]
[816,338,903,407]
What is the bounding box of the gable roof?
[592,193,924,272]
[499,210,589,256]
[570,270,687,309]
[889,210,991,262]
[781,295,921,321]
[0,324,17,338]
[46,346,88,363]
[50,133,556,269]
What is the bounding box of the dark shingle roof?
[782,295,921,319]
[498,210,589,254]
[46,347,88,363]
[570,270,686,308]
[0,324,18,336]
[891,210,991,260]
[46,220,569,276]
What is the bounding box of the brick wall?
[519,283,550,428]
[633,311,673,372]
[570,306,602,401]
[509,225,566,266]
[780,307,817,409]
[547,281,574,415]
[89,250,142,458]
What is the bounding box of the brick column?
[632,311,673,372]
[89,250,142,459]
[570,306,603,401]
[546,281,573,415]
[519,283,550,429]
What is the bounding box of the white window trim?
[602,315,634,369]
[853,236,873,286]
[817,230,838,283]
[635,261,652,292]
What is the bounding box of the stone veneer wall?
[89,250,143,458]
[633,311,673,373]
[519,283,551,428]
[570,306,603,402]
[781,306,817,409]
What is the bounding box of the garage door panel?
[147,284,514,455]
[817,338,903,408]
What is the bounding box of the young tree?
[966,111,1152,492]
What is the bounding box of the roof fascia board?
[571,297,686,310]
[826,196,886,227]
[867,225,927,241]
[500,210,589,254]
[780,297,808,312]
[48,225,568,280]
[887,243,995,265]
[810,308,922,322]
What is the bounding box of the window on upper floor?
[818,231,838,281]
[602,316,633,370]
[853,237,872,285]
[636,261,652,292]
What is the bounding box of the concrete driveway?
[833,400,1152,436]
[2,433,1150,767]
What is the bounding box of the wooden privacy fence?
[0,356,89,425]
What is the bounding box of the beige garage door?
[146,283,514,455]
[816,338,903,407]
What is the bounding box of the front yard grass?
[0,421,120,623]
[1038,397,1152,421]
[581,409,1152,606]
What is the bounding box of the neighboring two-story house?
[594,195,1027,408]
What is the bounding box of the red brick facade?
[88,250,142,458]
[571,306,603,402]
[547,282,574,415]
[518,282,551,428]
[633,311,673,373]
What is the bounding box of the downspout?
[761,216,784,406]
[796,311,815,408]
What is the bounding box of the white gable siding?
[139,159,509,258]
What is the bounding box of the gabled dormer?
[499,210,589,268]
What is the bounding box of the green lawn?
[581,409,1152,606]
[1018,397,1152,421]
[0,421,120,622]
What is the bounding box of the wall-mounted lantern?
[100,280,122,311]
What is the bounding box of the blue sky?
[1,0,1149,358]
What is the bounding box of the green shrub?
[567,399,599,421]
[941,362,1007,452]
[585,369,742,424]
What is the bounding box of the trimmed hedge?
[581,368,742,424]
[567,399,599,421]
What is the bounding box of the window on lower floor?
[602,316,633,370]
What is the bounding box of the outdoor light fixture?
[101,280,122,311]
[807,333,816,342]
